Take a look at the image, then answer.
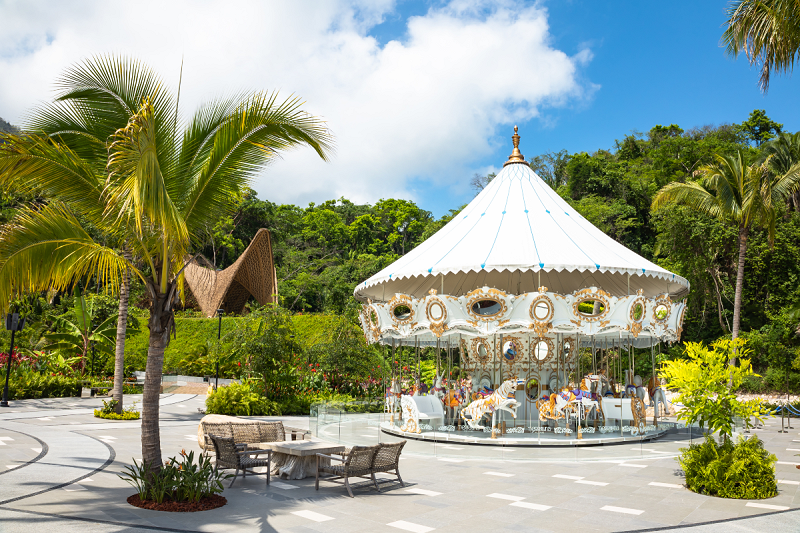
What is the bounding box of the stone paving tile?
[5,398,800,532]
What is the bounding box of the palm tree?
[723,0,800,92]
[760,132,800,211]
[0,56,333,471]
[652,150,800,343]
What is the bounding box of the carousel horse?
[598,371,612,397]
[386,378,402,423]
[460,378,524,429]
[430,374,446,401]
[443,386,465,424]
[631,375,650,405]
[647,376,670,419]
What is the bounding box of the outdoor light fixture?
[215,309,225,390]
[1,313,26,407]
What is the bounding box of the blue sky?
[381,1,800,217]
[0,1,796,218]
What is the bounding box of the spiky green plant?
[680,435,777,499]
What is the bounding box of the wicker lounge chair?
[210,434,272,487]
[315,445,379,497]
[371,440,406,490]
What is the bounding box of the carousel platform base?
[380,421,673,446]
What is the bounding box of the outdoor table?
[270,441,345,480]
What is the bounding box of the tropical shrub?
[5,369,82,399]
[205,381,281,416]
[661,339,765,437]
[95,399,140,420]
[679,435,777,499]
[119,450,229,503]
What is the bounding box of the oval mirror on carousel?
[655,303,669,320]
[393,304,412,320]
[577,299,605,316]
[429,302,444,321]
[525,377,539,400]
[471,299,502,316]
[477,342,488,360]
[533,300,551,320]
[632,302,644,321]
[503,340,517,361]
[534,340,549,361]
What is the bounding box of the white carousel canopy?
[355,128,689,303]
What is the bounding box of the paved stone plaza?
[2,394,800,532]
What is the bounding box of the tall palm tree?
[760,132,800,211]
[0,56,333,471]
[723,0,800,92]
[652,150,800,342]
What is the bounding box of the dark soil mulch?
[127,494,227,512]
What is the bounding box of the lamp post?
[1,313,26,407]
[215,309,224,390]
[90,323,95,378]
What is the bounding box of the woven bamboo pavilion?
[183,228,279,317]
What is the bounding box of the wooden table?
[270,441,345,480]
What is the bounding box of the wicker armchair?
[315,445,379,497]
[210,434,272,487]
[371,440,406,490]
[202,423,235,454]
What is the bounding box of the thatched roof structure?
[183,229,278,317]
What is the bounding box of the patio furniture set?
[199,417,406,497]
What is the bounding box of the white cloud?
[0,0,592,207]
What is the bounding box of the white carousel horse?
[386,378,402,423]
[430,374,446,401]
[632,375,650,405]
[647,376,670,418]
[595,371,612,396]
[460,378,524,429]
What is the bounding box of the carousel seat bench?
[411,395,445,428]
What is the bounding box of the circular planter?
[127,494,226,512]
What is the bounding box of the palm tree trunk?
[731,224,748,341]
[141,288,172,472]
[112,257,131,414]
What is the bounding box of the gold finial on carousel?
[504,125,526,166]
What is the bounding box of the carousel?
[355,128,688,445]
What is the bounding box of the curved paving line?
[0,434,115,506]
[1,507,204,532]
[0,426,48,476]
[617,506,800,532]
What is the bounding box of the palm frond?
[177,92,334,236]
[652,180,722,219]
[0,133,105,221]
[0,202,138,311]
[723,0,800,91]
[53,55,175,138]
[106,99,189,250]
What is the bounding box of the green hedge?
[94,410,140,420]
[123,314,343,373]
[5,371,141,400]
